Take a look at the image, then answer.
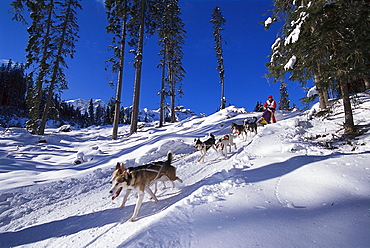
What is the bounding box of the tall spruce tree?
[211,6,226,110]
[12,0,56,133]
[0,60,27,116]
[265,0,370,135]
[88,99,95,126]
[127,0,157,134]
[105,0,130,140]
[38,0,81,135]
[128,0,145,134]
[279,82,290,110]
[254,101,264,112]
[157,0,186,125]
[11,0,81,135]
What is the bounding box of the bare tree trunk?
[112,8,127,140]
[130,0,145,135]
[314,73,329,109]
[339,80,357,135]
[159,39,167,128]
[169,67,175,123]
[220,69,225,110]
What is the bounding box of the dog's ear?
[116,162,126,173]
[120,163,126,171]
[116,162,121,171]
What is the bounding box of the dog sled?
[258,109,276,125]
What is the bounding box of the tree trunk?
[159,39,167,128]
[27,0,54,133]
[169,66,175,123]
[314,73,329,109]
[130,0,145,135]
[112,8,127,140]
[38,0,71,135]
[339,80,357,135]
[220,70,225,110]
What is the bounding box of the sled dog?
[216,134,237,158]
[244,117,258,135]
[109,151,182,222]
[193,133,217,162]
[231,122,247,140]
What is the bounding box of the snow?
[284,55,297,70]
[307,85,319,97]
[65,98,107,114]
[1,93,370,248]
[264,17,273,28]
[271,37,281,51]
[284,22,302,45]
[284,12,309,46]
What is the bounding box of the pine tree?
[12,0,81,134]
[254,101,264,112]
[0,60,27,117]
[265,0,370,135]
[211,6,226,110]
[88,99,95,126]
[279,82,290,110]
[105,0,130,140]
[95,104,104,126]
[38,0,81,135]
[12,0,56,133]
[127,0,157,134]
[128,0,145,134]
[157,0,186,125]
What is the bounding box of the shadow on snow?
[1,151,368,247]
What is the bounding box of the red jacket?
[264,99,277,110]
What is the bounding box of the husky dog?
[109,151,182,222]
[193,133,217,162]
[230,122,247,140]
[216,134,237,158]
[244,117,258,135]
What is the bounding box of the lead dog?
[109,151,182,222]
[216,134,237,158]
[193,133,217,162]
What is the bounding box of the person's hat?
[268,95,273,98]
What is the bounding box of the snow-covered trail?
[1,97,370,247]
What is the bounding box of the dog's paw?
[119,205,125,209]
[128,217,136,222]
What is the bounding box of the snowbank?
[1,93,370,247]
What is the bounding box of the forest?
[1,0,369,137]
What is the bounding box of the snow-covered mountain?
[65,98,107,114]
[0,92,369,247]
[65,98,198,123]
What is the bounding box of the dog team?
[109,117,258,222]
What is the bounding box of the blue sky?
[0,0,309,115]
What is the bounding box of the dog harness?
[216,135,230,150]
[129,162,165,185]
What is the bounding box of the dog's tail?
[167,151,173,164]
[165,150,182,183]
[252,116,258,123]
